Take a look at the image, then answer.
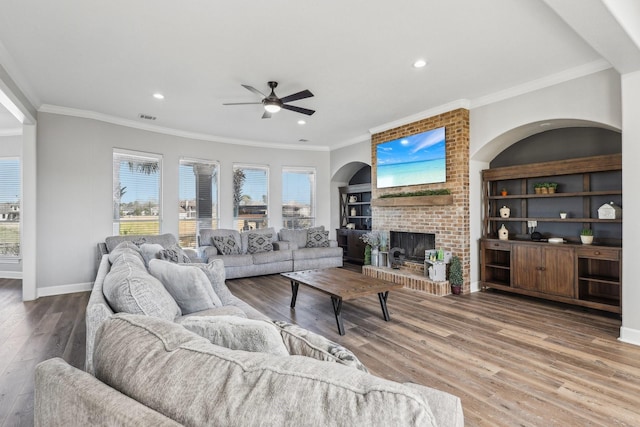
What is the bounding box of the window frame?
[232,163,270,231]
[0,156,21,260]
[282,166,316,229]
[112,148,163,236]
[179,157,220,248]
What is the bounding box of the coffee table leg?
[378,291,391,321]
[331,296,345,335]
[290,280,299,308]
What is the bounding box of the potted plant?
[548,182,558,194]
[500,188,508,196]
[534,183,543,194]
[448,256,463,295]
[540,183,549,194]
[580,228,594,245]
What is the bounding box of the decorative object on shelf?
[371,247,379,267]
[346,223,355,230]
[548,182,558,193]
[448,256,463,295]
[360,231,381,266]
[498,224,509,240]
[580,228,594,245]
[548,237,564,244]
[501,188,508,196]
[560,212,567,219]
[389,247,405,269]
[534,183,543,194]
[499,206,510,218]
[350,207,356,216]
[349,195,357,203]
[597,201,622,219]
[428,263,447,282]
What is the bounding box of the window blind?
[232,164,269,231]
[282,167,315,229]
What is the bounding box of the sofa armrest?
[86,254,115,374]
[329,240,338,248]
[35,358,181,427]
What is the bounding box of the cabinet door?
[347,231,366,262]
[541,246,575,297]
[512,244,541,290]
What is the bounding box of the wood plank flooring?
[0,278,88,427]
[2,264,640,426]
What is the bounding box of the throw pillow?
[212,235,241,255]
[187,259,233,304]
[139,243,165,266]
[108,241,144,265]
[148,259,222,314]
[156,244,192,264]
[247,232,273,254]
[180,316,289,356]
[306,229,330,248]
[272,320,369,372]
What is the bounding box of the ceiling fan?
[223,81,315,119]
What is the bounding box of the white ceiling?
[0,0,634,149]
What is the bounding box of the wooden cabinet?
[336,229,367,263]
[512,243,574,297]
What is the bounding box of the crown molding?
[38,104,330,152]
[329,133,371,151]
[470,59,612,109]
[368,99,471,135]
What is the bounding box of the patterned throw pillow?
[212,235,241,255]
[247,233,273,254]
[156,244,192,264]
[306,229,330,248]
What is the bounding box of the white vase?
[580,235,593,245]
[371,247,379,266]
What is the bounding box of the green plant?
[580,228,593,236]
[548,182,558,189]
[534,183,543,189]
[448,256,463,287]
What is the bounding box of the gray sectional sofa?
[198,226,343,279]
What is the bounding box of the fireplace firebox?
[389,231,435,263]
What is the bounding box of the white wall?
[35,112,331,293]
[0,134,22,276]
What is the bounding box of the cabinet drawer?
[484,241,511,251]
[576,247,620,260]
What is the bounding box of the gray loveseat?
[36,313,465,426]
[198,226,343,279]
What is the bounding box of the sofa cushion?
[94,314,448,427]
[102,253,181,321]
[246,232,273,254]
[241,227,276,253]
[148,260,222,314]
[105,233,178,253]
[306,229,330,248]
[208,253,253,268]
[272,320,369,372]
[156,244,192,264]
[293,246,344,260]
[179,316,289,356]
[251,249,292,265]
[212,234,241,255]
[200,228,241,248]
[108,242,145,265]
[139,243,165,266]
[279,226,324,249]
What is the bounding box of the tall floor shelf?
[480,154,622,314]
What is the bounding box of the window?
[233,164,268,231]
[179,159,219,248]
[0,158,20,256]
[113,150,162,236]
[282,167,315,229]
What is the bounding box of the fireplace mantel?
[371,195,453,207]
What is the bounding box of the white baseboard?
[619,327,640,347]
[470,280,481,293]
[0,271,22,279]
[37,281,93,298]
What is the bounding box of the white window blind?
[282,167,315,229]
[233,164,269,231]
[179,159,219,248]
[0,158,20,256]
[113,150,162,236]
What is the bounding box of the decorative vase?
[498,224,509,240]
[499,206,510,218]
[350,207,356,216]
[349,195,357,203]
[371,247,379,267]
[580,235,593,245]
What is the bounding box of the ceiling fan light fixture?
[264,101,281,113]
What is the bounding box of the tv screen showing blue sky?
[376,126,446,188]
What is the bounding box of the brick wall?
[371,108,470,293]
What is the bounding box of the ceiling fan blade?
[282,104,315,116]
[223,102,262,105]
[262,111,272,119]
[279,89,314,104]
[242,84,266,98]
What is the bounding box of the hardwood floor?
[0,279,88,427]
[2,265,640,426]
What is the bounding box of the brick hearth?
[362,265,451,296]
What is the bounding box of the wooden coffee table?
[281,268,403,335]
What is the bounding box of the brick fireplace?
[368,108,470,294]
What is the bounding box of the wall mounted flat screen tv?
[376,126,446,188]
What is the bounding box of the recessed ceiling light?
[298,120,306,125]
[153,93,165,100]
[413,59,427,68]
